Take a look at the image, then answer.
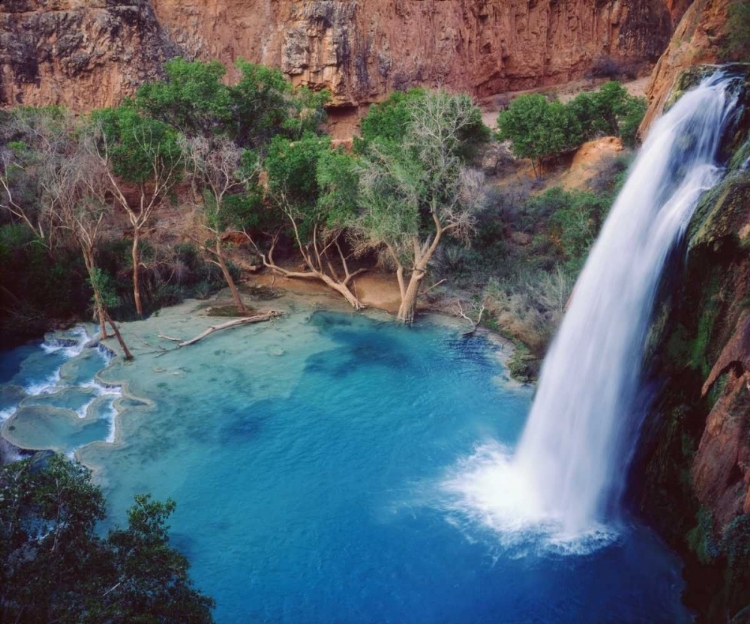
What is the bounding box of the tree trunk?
[132,227,143,317]
[83,249,108,339]
[93,289,108,340]
[102,309,134,361]
[397,272,424,323]
[216,238,246,313]
[319,273,363,310]
[395,227,444,324]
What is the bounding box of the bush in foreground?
[0,454,214,623]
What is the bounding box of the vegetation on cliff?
[496,82,646,177]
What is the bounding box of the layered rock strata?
[2,0,674,110]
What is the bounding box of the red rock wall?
[640,0,731,133]
[1,0,674,110]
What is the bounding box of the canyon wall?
[640,0,732,131]
[2,0,674,110]
[0,0,174,109]
[636,63,750,621]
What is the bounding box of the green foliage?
[231,60,292,145]
[568,82,647,147]
[136,59,328,150]
[88,266,120,309]
[499,83,646,175]
[265,133,330,209]
[316,148,360,228]
[723,1,750,61]
[0,454,214,622]
[358,88,426,148]
[0,224,87,345]
[93,106,182,186]
[722,514,750,567]
[618,96,648,147]
[690,289,720,377]
[506,342,541,382]
[135,59,233,137]
[547,189,610,264]
[687,506,721,564]
[358,88,488,158]
[496,94,582,176]
[357,90,487,256]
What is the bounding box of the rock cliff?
[635,64,750,622]
[0,0,173,109]
[1,0,674,110]
[640,0,732,132]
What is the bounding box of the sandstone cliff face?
[635,66,750,620]
[0,0,173,108]
[1,0,674,111]
[152,0,674,106]
[640,0,731,132]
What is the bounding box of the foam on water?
[24,369,62,396]
[1,324,124,453]
[40,325,90,358]
[0,406,16,424]
[439,441,618,555]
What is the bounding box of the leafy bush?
[496,94,582,177]
[357,88,489,159]
[0,454,214,622]
[498,82,647,175]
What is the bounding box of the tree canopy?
[0,454,214,623]
[497,82,647,176]
[356,89,487,321]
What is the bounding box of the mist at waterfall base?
[2,308,690,622]
[447,73,738,546]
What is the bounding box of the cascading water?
[444,73,740,545]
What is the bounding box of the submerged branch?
[161,311,283,348]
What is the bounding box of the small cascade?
[444,72,741,545]
[1,324,124,458]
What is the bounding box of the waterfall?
[513,73,738,535]
[442,73,740,547]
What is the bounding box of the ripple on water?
[2,308,691,623]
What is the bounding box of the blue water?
[1,307,691,623]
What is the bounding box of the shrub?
[496,94,583,177]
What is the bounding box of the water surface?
[1,302,691,622]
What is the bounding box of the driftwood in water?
[159,310,282,348]
[455,301,486,337]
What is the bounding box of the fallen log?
[160,310,282,348]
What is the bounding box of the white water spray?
[445,73,740,544]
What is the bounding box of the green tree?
[0,454,214,623]
[135,59,233,137]
[92,106,183,316]
[358,88,489,158]
[357,88,427,149]
[357,90,487,322]
[496,94,582,177]
[136,59,328,149]
[231,60,329,148]
[568,82,647,147]
[254,134,365,308]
